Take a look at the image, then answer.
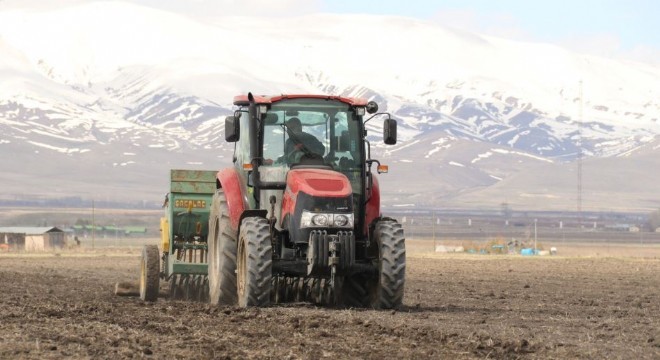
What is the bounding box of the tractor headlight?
[333,214,349,227]
[301,211,353,229]
[312,214,329,226]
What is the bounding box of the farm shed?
[0,227,66,251]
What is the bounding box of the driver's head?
[287,117,302,134]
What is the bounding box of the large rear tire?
[207,190,238,305]
[369,220,406,309]
[237,217,272,307]
[139,245,160,302]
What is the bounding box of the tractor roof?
[233,94,368,107]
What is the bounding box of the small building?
[0,227,66,251]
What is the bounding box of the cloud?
[431,8,660,66]
[430,9,530,40]
[624,44,660,65]
[0,0,88,10]
[133,0,321,18]
[559,33,660,65]
[559,33,622,58]
[1,0,322,17]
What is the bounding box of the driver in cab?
[284,117,325,163]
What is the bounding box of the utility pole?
[410,218,414,241]
[432,211,437,251]
[534,219,538,254]
[577,80,583,229]
[92,200,96,249]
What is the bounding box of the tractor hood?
[281,168,354,242]
[286,168,352,198]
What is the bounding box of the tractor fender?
[365,174,382,234]
[216,168,248,231]
[238,209,268,235]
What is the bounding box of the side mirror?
[225,116,240,142]
[383,118,397,145]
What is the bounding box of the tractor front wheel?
[369,220,406,309]
[207,190,238,305]
[237,217,272,307]
[139,245,160,302]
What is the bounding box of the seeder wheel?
[139,245,160,302]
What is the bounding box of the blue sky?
[318,0,660,64]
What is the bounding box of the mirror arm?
[364,113,392,124]
[364,112,392,125]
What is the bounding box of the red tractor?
[207,93,405,308]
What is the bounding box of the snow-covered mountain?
[0,1,659,212]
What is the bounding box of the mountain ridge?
[0,1,659,212]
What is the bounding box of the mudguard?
[216,167,247,231]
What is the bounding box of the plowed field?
[1,245,659,359]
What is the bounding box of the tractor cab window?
[330,112,362,196]
[235,110,251,168]
[263,114,327,165]
[261,98,364,195]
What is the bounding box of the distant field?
[407,238,660,258]
[3,206,658,244]
[2,206,659,259]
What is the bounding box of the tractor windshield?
[262,98,364,195]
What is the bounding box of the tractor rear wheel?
[139,245,160,302]
[207,190,238,305]
[237,217,272,307]
[369,220,406,309]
